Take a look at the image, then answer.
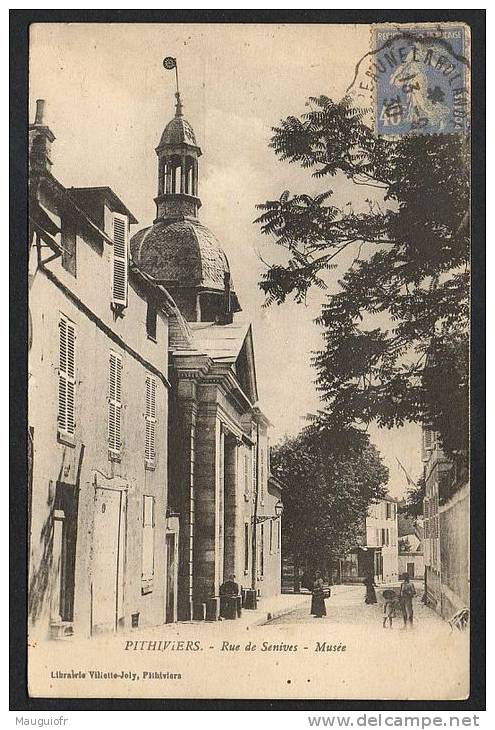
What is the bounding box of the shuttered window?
[111,213,128,306]
[243,451,249,499]
[244,523,249,572]
[108,352,122,454]
[145,375,157,464]
[259,524,264,577]
[58,315,76,435]
[260,444,265,504]
[252,440,257,497]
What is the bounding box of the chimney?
[29,99,55,174]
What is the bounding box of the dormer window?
[111,213,128,307]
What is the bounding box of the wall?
[440,482,469,619]
[365,500,399,583]
[398,553,424,580]
[257,482,282,599]
[28,196,171,640]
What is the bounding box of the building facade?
[422,428,469,619]
[398,511,424,581]
[28,101,183,639]
[28,89,283,639]
[341,497,399,584]
[131,91,282,619]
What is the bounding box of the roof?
[159,115,198,148]
[130,218,234,292]
[40,174,113,245]
[188,320,259,404]
[69,186,138,224]
[157,94,200,150]
[188,321,250,362]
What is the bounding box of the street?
[267,583,444,630]
[31,582,469,700]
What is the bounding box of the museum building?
[27,90,282,639]
[131,90,282,620]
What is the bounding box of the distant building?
[398,512,424,581]
[422,428,469,619]
[341,497,399,584]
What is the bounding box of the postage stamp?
[371,24,470,136]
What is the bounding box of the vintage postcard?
[26,20,473,700]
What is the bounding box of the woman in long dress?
[364,574,377,604]
[310,571,327,617]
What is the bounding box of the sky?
[29,23,422,498]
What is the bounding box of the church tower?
[154,91,202,222]
[131,87,241,323]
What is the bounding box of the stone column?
[158,158,165,195]
[192,159,198,196]
[193,402,220,602]
[174,377,197,621]
[181,155,187,194]
[223,435,239,582]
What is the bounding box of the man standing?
[400,574,417,628]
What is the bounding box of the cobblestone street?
[267,583,446,631]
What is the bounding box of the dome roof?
[131,218,232,291]
[159,116,197,147]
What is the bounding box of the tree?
[271,424,388,575]
[403,476,426,519]
[256,96,469,463]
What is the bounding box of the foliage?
[403,476,426,519]
[256,96,470,460]
[271,424,388,570]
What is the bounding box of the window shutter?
[112,214,128,306]
[58,315,76,435]
[244,452,249,497]
[252,441,257,495]
[142,495,155,592]
[108,352,122,453]
[145,375,157,463]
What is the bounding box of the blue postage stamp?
[372,24,470,136]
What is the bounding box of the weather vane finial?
[163,57,182,116]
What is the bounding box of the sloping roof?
[69,186,137,224]
[189,320,259,404]
[188,321,251,362]
[130,219,232,292]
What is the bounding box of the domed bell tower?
[154,91,202,223]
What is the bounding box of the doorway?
[91,487,126,633]
[165,532,177,623]
[407,562,415,579]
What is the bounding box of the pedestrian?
[364,574,377,604]
[399,573,417,628]
[310,571,327,618]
